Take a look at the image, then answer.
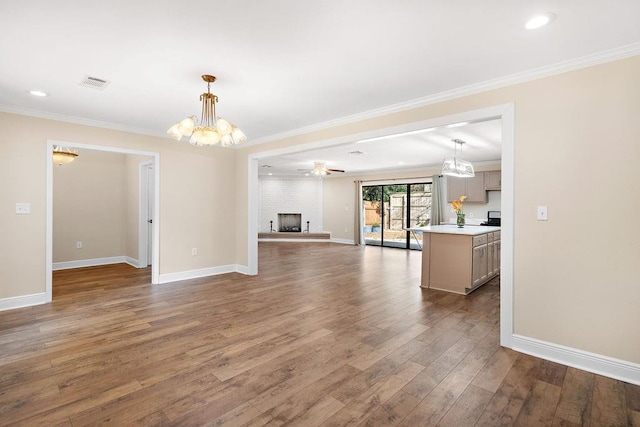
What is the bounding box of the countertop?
[407,225,501,236]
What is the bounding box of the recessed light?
[28,90,49,97]
[447,122,469,128]
[268,173,273,176]
[525,13,555,30]
[398,162,405,165]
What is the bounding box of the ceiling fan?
[299,161,346,176]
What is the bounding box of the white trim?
[138,161,153,269]
[158,264,246,284]
[243,43,640,147]
[0,104,165,139]
[247,158,259,275]
[0,293,47,312]
[52,256,133,271]
[235,265,250,275]
[499,105,515,348]
[512,335,640,386]
[258,238,331,243]
[46,140,161,305]
[1,45,638,149]
[330,238,355,245]
[247,104,515,345]
[125,256,139,267]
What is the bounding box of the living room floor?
[0,243,638,426]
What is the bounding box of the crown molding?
[243,42,640,147]
[0,104,165,139]
[1,43,639,145]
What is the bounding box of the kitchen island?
[413,225,501,294]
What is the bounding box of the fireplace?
[278,213,302,232]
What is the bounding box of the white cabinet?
[447,174,487,203]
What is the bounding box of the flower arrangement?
[451,195,467,213]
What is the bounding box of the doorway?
[362,182,431,249]
[139,161,154,268]
[46,141,161,302]
[247,103,514,348]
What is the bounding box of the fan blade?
[327,168,345,173]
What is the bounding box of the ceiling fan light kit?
[311,161,345,177]
[167,74,246,147]
[441,139,475,178]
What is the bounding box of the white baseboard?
[125,256,141,268]
[0,292,47,312]
[235,265,250,275]
[512,334,640,386]
[258,238,331,243]
[53,256,132,271]
[330,238,355,245]
[158,264,247,284]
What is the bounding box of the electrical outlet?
[191,248,198,256]
[76,241,83,249]
[16,203,30,214]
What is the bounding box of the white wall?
[259,177,323,232]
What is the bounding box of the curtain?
[354,180,364,245]
[431,175,444,225]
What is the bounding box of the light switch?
[537,206,548,221]
[16,203,30,214]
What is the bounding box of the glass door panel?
[363,182,432,250]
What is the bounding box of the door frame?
[247,102,515,348]
[138,161,154,268]
[46,140,161,301]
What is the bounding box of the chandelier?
[167,74,246,147]
[52,145,78,165]
[441,139,475,178]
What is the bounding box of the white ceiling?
[1,1,639,175]
[259,118,502,176]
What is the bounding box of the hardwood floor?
[1,242,638,426]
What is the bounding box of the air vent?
[262,165,273,168]
[349,150,366,155]
[79,75,110,90]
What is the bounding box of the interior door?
[146,164,154,266]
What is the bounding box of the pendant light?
[441,139,475,178]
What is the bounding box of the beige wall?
[0,113,237,299]
[237,55,640,363]
[53,149,127,262]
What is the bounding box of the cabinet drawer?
[487,233,494,242]
[473,234,487,247]
[493,231,501,240]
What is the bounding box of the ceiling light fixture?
[446,121,469,128]
[525,13,555,30]
[442,139,474,178]
[29,90,48,97]
[52,146,78,165]
[356,127,438,144]
[167,74,246,147]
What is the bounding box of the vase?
[456,213,465,228]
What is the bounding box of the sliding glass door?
[362,182,432,249]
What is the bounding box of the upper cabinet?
[447,173,486,202]
[446,171,501,202]
[485,171,501,191]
